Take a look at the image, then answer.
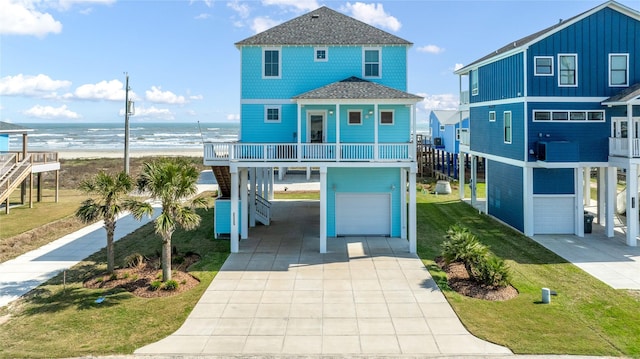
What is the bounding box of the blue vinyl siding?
[487,160,524,231]
[378,106,410,143]
[326,167,402,237]
[470,103,525,160]
[241,45,408,99]
[527,102,610,162]
[470,53,524,103]
[533,168,574,194]
[241,104,298,143]
[528,8,640,97]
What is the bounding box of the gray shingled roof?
[236,6,411,46]
[0,121,32,134]
[602,82,640,105]
[293,76,423,101]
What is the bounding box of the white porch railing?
[609,137,640,158]
[203,142,414,163]
[459,129,470,146]
[460,91,470,105]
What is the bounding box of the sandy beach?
[57,148,204,160]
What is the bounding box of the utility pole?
[124,73,131,174]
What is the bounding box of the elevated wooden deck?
[0,151,60,213]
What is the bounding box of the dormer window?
[315,47,328,62]
[263,47,281,79]
[363,47,381,78]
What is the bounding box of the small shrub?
[109,273,118,281]
[181,279,187,285]
[132,274,139,281]
[163,280,179,291]
[478,256,512,288]
[173,256,185,265]
[124,253,145,268]
[149,280,162,291]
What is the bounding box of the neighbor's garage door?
[335,193,391,236]
[533,196,575,234]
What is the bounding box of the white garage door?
[533,196,575,234]
[335,193,391,236]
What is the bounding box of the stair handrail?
[0,154,32,203]
[254,193,271,225]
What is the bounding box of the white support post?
[256,168,263,198]
[307,166,311,180]
[297,104,302,161]
[249,167,256,227]
[470,155,477,208]
[411,104,417,160]
[336,104,341,161]
[576,167,585,237]
[240,168,249,240]
[230,168,239,253]
[606,166,616,237]
[409,168,417,254]
[374,103,379,161]
[626,164,638,246]
[401,168,407,240]
[583,167,591,206]
[268,167,274,201]
[320,167,327,253]
[524,166,534,236]
[459,152,466,200]
[597,167,606,224]
[278,167,286,181]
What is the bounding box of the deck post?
[626,164,638,246]
[583,167,591,206]
[230,168,239,253]
[459,152,465,200]
[470,155,477,208]
[401,168,407,240]
[605,166,615,237]
[523,166,534,236]
[409,167,417,254]
[597,167,605,224]
[240,168,248,240]
[55,169,59,203]
[249,167,256,227]
[320,167,327,253]
[576,167,585,237]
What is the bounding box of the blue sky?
[1,0,638,124]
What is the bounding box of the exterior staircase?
[255,194,271,226]
[210,165,271,226]
[0,154,32,204]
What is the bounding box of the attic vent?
[311,14,319,18]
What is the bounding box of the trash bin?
[584,212,594,233]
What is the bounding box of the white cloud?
[453,63,464,71]
[145,86,187,104]
[24,104,81,119]
[417,44,445,54]
[195,13,210,20]
[342,2,400,32]
[416,93,459,113]
[261,0,319,13]
[126,106,175,120]
[0,74,71,97]
[251,16,280,33]
[227,0,250,18]
[74,79,126,101]
[0,0,62,37]
[226,113,240,121]
[57,0,115,10]
[190,94,204,100]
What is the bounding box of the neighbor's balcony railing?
[204,142,414,163]
[460,90,470,105]
[609,137,640,158]
[458,129,470,146]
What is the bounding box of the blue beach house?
[455,1,640,246]
[203,7,423,253]
[429,110,469,154]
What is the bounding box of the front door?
[308,113,325,143]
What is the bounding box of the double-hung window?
[348,110,362,125]
[471,70,478,96]
[534,56,554,76]
[558,54,577,87]
[609,54,629,87]
[503,111,512,144]
[363,48,380,78]
[263,48,281,78]
[264,105,281,123]
[380,110,393,125]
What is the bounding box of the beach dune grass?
[418,191,640,356]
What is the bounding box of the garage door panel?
[336,193,390,236]
[533,196,575,234]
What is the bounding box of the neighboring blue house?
[203,7,423,253]
[455,0,640,246]
[429,110,469,154]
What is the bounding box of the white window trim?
[264,105,282,123]
[262,47,282,79]
[439,125,445,132]
[532,110,605,123]
[471,69,479,96]
[379,109,394,125]
[362,47,382,78]
[489,111,496,122]
[534,56,554,76]
[504,111,512,144]
[348,110,363,125]
[558,53,578,87]
[609,53,629,87]
[314,47,328,62]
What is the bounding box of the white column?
[459,153,466,200]
[240,168,249,240]
[320,167,327,253]
[307,166,311,180]
[374,103,379,161]
[597,167,606,224]
[576,167,585,237]
[583,167,591,206]
[470,155,477,208]
[606,166,616,237]
[249,167,256,227]
[484,159,489,213]
[411,104,417,160]
[256,168,263,198]
[230,168,239,253]
[268,167,274,201]
[278,167,286,181]
[409,168,417,254]
[523,166,534,236]
[627,104,633,157]
[297,103,302,161]
[336,104,341,161]
[401,168,407,240]
[626,164,638,246]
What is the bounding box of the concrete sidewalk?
[136,201,512,357]
[0,208,160,308]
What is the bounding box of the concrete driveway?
[136,200,511,357]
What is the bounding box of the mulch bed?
[436,257,518,301]
[84,254,200,298]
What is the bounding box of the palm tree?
[76,171,153,273]
[136,158,207,282]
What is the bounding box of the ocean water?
[9,122,240,152]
